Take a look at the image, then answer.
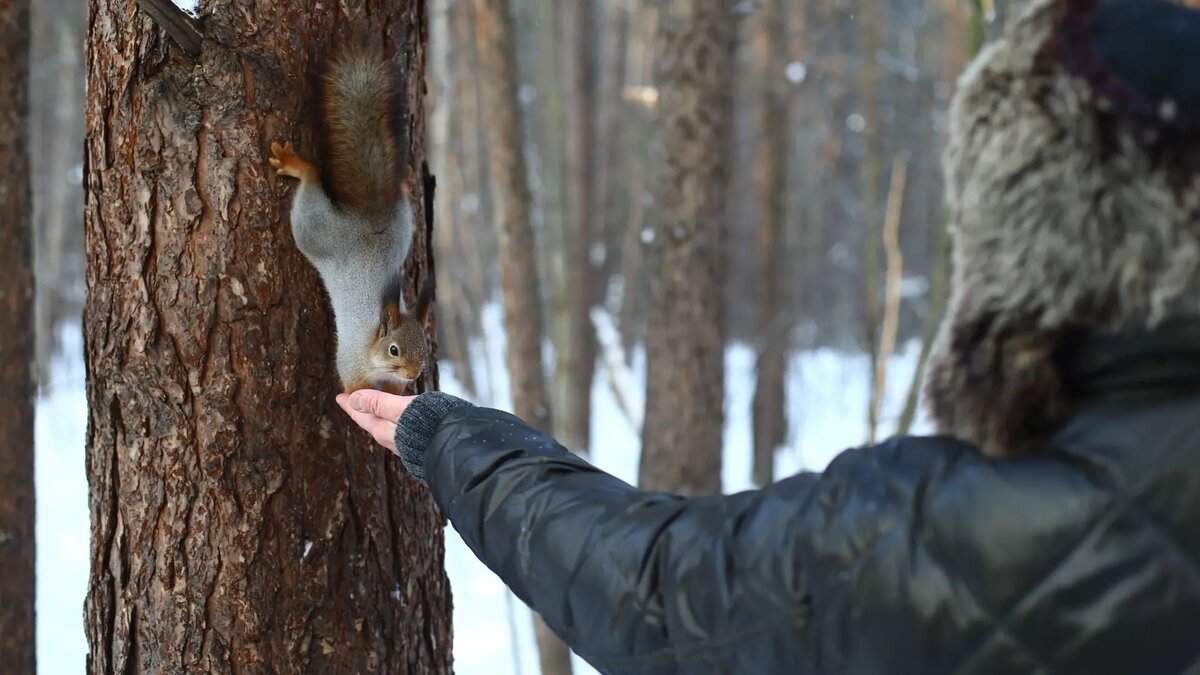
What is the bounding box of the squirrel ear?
[380,302,402,333]
[414,275,435,327]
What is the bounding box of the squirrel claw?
[270,139,315,181]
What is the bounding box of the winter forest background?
[10,0,1018,672]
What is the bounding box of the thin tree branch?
[871,152,908,437]
[591,307,643,436]
[135,0,203,56]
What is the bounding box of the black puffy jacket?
[420,354,1200,674]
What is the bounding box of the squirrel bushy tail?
[317,48,405,217]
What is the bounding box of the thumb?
[347,389,414,422]
[348,390,377,414]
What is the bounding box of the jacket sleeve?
[422,404,982,674]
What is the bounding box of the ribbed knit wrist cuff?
[394,392,472,486]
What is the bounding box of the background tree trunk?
[557,0,598,458]
[872,153,908,430]
[31,0,87,388]
[861,0,884,444]
[639,0,734,496]
[452,0,500,403]
[595,0,631,295]
[616,5,659,359]
[750,0,788,488]
[82,2,452,673]
[0,0,36,669]
[429,0,479,400]
[530,0,572,458]
[473,3,574,674]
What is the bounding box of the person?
[340,0,1200,672]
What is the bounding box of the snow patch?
[171,0,200,18]
[35,323,89,673]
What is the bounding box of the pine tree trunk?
[472,2,574,674]
[472,0,553,480]
[451,0,496,377]
[430,0,480,399]
[750,0,788,488]
[82,3,452,673]
[617,5,659,359]
[531,0,576,468]
[595,0,631,293]
[560,0,598,457]
[640,0,734,497]
[861,1,884,444]
[34,6,84,386]
[0,0,36,669]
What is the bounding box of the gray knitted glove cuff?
[394,392,472,486]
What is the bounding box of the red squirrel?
[269,47,431,395]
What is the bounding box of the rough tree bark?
[640,0,734,496]
[750,0,788,488]
[82,2,452,673]
[472,3,574,674]
[0,0,36,670]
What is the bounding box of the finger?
[337,394,389,432]
[337,400,399,452]
[368,421,400,453]
[335,392,378,427]
[348,390,414,423]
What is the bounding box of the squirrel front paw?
[269,141,318,183]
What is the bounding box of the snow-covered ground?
[34,325,90,674]
[34,306,929,673]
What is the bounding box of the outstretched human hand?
[335,390,417,456]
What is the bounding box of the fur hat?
[924,0,1200,457]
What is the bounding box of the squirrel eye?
[389,344,399,357]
